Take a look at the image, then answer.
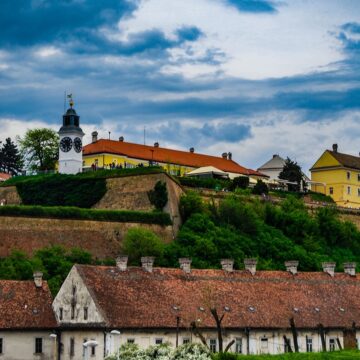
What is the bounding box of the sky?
[1,0,360,174]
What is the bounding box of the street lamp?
[49,334,57,360]
[110,330,121,360]
[83,340,98,360]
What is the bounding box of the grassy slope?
[215,351,359,359]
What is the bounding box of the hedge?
[177,177,231,190]
[0,205,172,226]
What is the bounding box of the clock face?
[60,137,73,152]
[74,137,83,153]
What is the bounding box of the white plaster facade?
[58,130,84,175]
[0,331,56,360]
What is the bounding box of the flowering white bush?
[172,343,211,360]
[105,342,211,360]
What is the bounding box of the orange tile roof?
[0,173,11,181]
[83,139,267,177]
[76,265,360,330]
[0,280,57,329]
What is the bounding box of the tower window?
[59,307,63,320]
[84,307,88,320]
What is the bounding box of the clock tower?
[58,96,84,174]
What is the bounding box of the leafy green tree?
[123,227,165,265]
[148,181,168,210]
[0,138,23,174]
[252,180,268,195]
[18,128,59,171]
[179,191,204,221]
[228,176,249,191]
[279,157,304,192]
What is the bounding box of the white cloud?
[119,0,360,79]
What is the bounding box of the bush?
[228,176,249,191]
[252,180,268,195]
[148,181,168,210]
[179,191,204,221]
[0,205,172,226]
[14,175,107,208]
[123,227,165,265]
[178,177,230,190]
[172,343,211,360]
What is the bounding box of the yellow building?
[310,144,360,208]
[82,132,268,180]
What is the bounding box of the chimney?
[119,136,124,142]
[141,256,155,273]
[179,258,192,274]
[344,262,356,276]
[116,255,128,271]
[189,147,195,153]
[92,131,98,143]
[33,271,43,288]
[332,144,338,153]
[244,258,257,275]
[228,152,232,160]
[322,262,336,277]
[154,142,159,148]
[285,260,299,275]
[222,152,228,159]
[221,259,234,272]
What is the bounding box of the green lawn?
[214,351,360,360]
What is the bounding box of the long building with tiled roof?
[0,273,58,359]
[82,134,267,179]
[53,258,359,358]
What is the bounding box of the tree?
[179,191,204,221]
[252,180,268,195]
[0,138,23,174]
[122,227,165,265]
[148,181,168,211]
[18,128,59,172]
[228,176,249,191]
[279,157,303,192]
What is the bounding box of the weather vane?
[67,93,74,108]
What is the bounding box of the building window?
[127,339,135,344]
[91,340,96,356]
[348,186,351,195]
[358,174,360,182]
[35,338,43,354]
[347,172,351,180]
[329,187,334,195]
[183,338,190,345]
[0,338,3,354]
[329,338,336,351]
[209,339,217,352]
[84,307,88,320]
[71,304,75,320]
[358,188,360,197]
[72,285,76,295]
[260,338,268,353]
[70,338,75,357]
[59,307,63,320]
[306,337,313,352]
[235,338,242,353]
[155,338,163,345]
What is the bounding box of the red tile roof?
[83,139,267,177]
[0,280,57,329]
[0,173,11,181]
[76,265,360,330]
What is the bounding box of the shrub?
[178,177,230,190]
[148,181,168,210]
[179,191,204,221]
[172,343,211,360]
[123,227,165,265]
[0,205,172,226]
[229,176,249,191]
[252,180,268,195]
[15,175,106,208]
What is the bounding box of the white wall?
[0,331,55,360]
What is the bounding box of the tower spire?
[67,93,74,108]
